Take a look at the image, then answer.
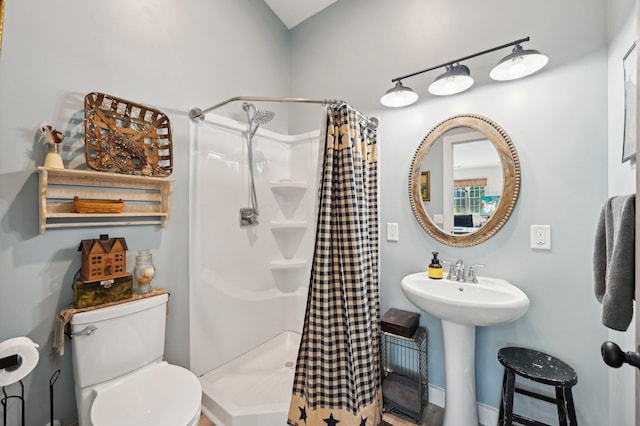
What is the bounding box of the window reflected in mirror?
[421,129,503,235]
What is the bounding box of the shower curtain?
[288,105,381,426]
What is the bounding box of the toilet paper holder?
[0,336,39,426]
[0,354,21,371]
[1,362,25,426]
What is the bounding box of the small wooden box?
[381,308,420,338]
[74,273,133,308]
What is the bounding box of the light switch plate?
[530,225,551,249]
[387,223,399,241]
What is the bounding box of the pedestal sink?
[400,272,529,426]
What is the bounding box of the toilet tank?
[70,293,169,388]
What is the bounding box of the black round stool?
[498,347,578,426]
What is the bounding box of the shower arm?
[189,96,378,128]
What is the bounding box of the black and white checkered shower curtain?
[288,105,381,426]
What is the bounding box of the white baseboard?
[428,384,499,426]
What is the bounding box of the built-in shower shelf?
[270,221,308,230]
[36,167,173,234]
[270,181,308,220]
[269,259,308,270]
[271,181,307,197]
[270,221,308,259]
[270,181,308,193]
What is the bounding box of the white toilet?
[70,293,202,426]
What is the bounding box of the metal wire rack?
[381,326,428,423]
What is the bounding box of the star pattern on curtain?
[298,406,307,423]
[296,406,371,425]
[297,408,370,425]
[323,413,339,425]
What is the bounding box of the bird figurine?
[40,122,65,145]
[40,122,65,169]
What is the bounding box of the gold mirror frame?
[409,114,521,247]
[0,0,4,55]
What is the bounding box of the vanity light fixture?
[428,64,474,96]
[489,44,549,81]
[380,36,548,107]
[380,81,419,107]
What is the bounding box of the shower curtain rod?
[189,95,378,128]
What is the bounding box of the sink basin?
[400,271,530,426]
[400,272,529,326]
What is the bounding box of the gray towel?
[593,194,635,331]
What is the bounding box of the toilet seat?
[91,361,202,426]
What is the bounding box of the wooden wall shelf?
[36,167,174,234]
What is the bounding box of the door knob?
[601,341,640,369]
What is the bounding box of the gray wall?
[0,0,634,425]
[606,1,637,425]
[289,0,613,424]
[0,1,289,424]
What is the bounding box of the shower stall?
[189,106,321,426]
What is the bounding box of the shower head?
[242,102,276,126]
[253,109,276,125]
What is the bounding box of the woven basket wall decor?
[84,92,173,176]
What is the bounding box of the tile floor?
[383,404,444,426]
[198,414,215,426]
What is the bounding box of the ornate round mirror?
[409,114,520,247]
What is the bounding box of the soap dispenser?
[428,252,443,280]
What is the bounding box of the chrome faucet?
[454,259,465,282]
[466,264,485,284]
[446,262,455,280]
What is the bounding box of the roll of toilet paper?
[0,337,39,386]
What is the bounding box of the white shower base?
[200,330,301,426]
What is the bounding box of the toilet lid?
[91,362,202,426]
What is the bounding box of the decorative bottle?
[44,143,64,169]
[428,252,443,279]
[133,249,155,295]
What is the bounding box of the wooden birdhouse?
[78,234,128,281]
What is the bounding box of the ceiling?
[264,0,339,29]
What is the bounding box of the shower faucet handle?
[240,208,259,226]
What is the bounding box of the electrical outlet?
[530,225,551,250]
[387,223,399,241]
